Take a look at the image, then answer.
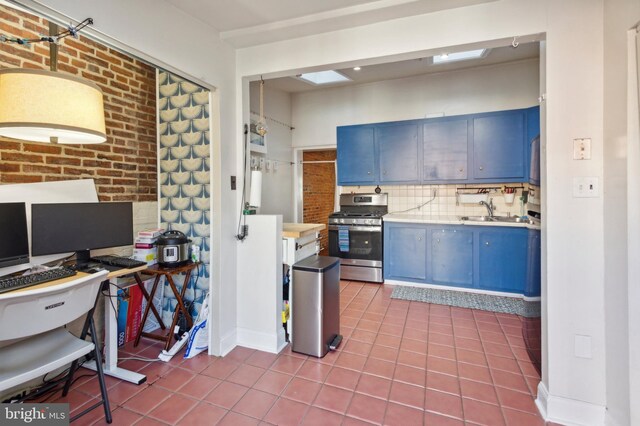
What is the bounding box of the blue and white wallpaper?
[158,70,210,321]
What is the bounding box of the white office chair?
[0,270,112,423]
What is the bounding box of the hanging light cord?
[259,77,265,125]
[0,17,93,45]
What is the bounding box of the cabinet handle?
[418,237,422,241]
[367,171,371,175]
[436,238,440,243]
[485,241,490,246]
[459,168,464,172]
[479,166,484,171]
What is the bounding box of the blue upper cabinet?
[336,126,376,185]
[384,224,427,281]
[473,110,526,181]
[423,118,469,182]
[337,106,540,186]
[428,227,473,287]
[377,123,420,183]
[527,106,541,186]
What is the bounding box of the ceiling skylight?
[432,49,489,64]
[298,70,351,85]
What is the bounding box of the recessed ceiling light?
[298,70,351,85]
[433,49,488,64]
[353,66,361,71]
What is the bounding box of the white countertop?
[384,214,541,229]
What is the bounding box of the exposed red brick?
[0,3,157,201]
[302,150,337,255]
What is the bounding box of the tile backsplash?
[340,184,540,217]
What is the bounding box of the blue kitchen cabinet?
[422,118,469,181]
[384,223,427,281]
[473,110,526,181]
[527,106,541,186]
[427,226,474,287]
[377,123,420,183]
[336,126,376,185]
[477,227,528,293]
[525,229,541,297]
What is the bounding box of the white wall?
[291,59,539,148]
[603,0,639,424]
[18,0,239,356]
[236,1,611,423]
[249,82,294,222]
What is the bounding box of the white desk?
[83,264,149,385]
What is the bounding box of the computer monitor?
[0,202,29,268]
[31,202,133,266]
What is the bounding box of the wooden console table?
[134,261,199,351]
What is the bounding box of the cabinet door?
[337,126,376,185]
[423,119,469,181]
[428,227,474,287]
[527,107,541,186]
[473,111,525,181]
[525,230,541,297]
[377,123,419,183]
[384,225,427,281]
[477,228,528,293]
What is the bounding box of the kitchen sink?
[460,215,533,224]
[459,215,493,222]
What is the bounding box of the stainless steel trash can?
[292,255,341,357]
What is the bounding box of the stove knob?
[339,219,344,224]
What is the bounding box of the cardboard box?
[116,286,144,346]
[133,247,157,266]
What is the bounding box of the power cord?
[235,124,249,241]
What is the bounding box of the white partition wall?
[236,215,285,353]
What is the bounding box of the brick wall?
[0,5,157,201]
[302,150,336,255]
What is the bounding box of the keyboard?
[0,267,77,294]
[91,255,147,269]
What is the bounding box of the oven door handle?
[328,225,382,232]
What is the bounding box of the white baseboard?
[536,382,606,425]
[385,279,524,299]
[236,327,284,354]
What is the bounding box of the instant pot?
[156,230,190,267]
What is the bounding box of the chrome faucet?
[479,198,494,217]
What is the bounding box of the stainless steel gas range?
[328,193,387,283]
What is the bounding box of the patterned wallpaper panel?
[158,70,211,320]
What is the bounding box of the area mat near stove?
[391,285,540,317]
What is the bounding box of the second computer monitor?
[31,202,134,265]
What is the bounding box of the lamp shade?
[0,69,106,144]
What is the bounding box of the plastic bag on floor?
[184,291,209,359]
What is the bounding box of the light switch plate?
[573,138,591,160]
[573,177,599,198]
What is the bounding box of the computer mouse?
[86,267,104,274]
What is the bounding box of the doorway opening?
[301,149,336,255]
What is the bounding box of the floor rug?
[391,285,540,317]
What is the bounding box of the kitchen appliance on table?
[328,193,387,283]
[156,230,191,267]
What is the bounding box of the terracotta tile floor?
[46,281,545,425]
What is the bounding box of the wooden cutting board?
[282,223,325,239]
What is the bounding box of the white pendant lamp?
[0,68,106,144]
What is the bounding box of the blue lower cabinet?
[384,224,427,281]
[428,227,473,287]
[477,228,528,293]
[384,222,538,296]
[525,229,541,297]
